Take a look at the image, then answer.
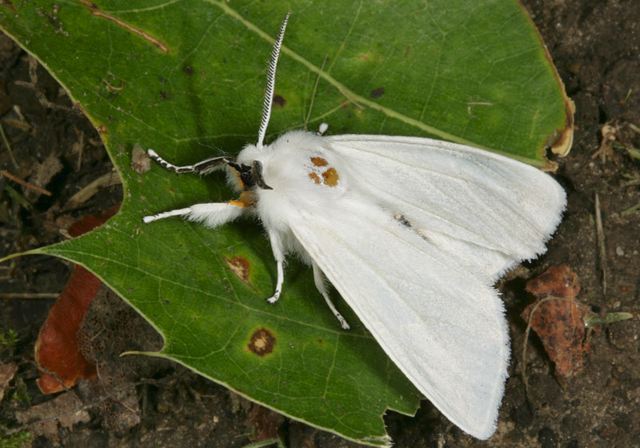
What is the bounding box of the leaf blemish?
[225,256,250,282]
[248,328,276,356]
[182,65,194,76]
[80,0,169,53]
[273,94,286,108]
[131,144,151,174]
[370,87,385,99]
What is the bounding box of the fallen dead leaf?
[16,391,90,442]
[35,207,119,394]
[522,265,592,380]
[25,153,63,201]
[35,266,101,394]
[0,362,18,401]
[525,264,581,299]
[246,403,284,442]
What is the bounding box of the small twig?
[1,117,31,132]
[3,184,32,209]
[0,123,18,169]
[594,193,607,296]
[64,171,121,210]
[0,293,59,300]
[241,439,281,448]
[0,169,52,196]
[621,175,640,188]
[73,128,85,171]
[621,202,640,217]
[521,296,580,401]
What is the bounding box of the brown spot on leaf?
[310,156,328,167]
[370,87,385,98]
[247,328,275,356]
[273,94,286,107]
[225,256,250,282]
[183,65,194,76]
[322,167,339,187]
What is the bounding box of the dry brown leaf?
[0,362,18,401]
[35,207,119,394]
[522,265,591,380]
[16,391,90,441]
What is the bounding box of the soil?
[1,0,639,447]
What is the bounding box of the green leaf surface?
[0,0,571,444]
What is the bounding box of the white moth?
[143,14,565,440]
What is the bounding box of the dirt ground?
[1,0,639,446]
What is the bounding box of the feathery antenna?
[256,13,290,150]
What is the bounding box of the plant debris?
[522,265,591,380]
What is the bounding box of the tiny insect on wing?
[142,14,565,441]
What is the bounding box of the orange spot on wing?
[310,156,328,166]
[322,167,339,187]
[308,172,321,184]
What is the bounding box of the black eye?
[252,161,272,190]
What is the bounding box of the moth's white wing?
[287,198,508,440]
[326,135,566,281]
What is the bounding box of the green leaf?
[0,0,572,444]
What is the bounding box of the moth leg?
[266,231,285,304]
[143,202,244,227]
[147,149,231,175]
[312,262,350,330]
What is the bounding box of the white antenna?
[256,13,290,150]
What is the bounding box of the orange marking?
[308,172,321,184]
[322,167,339,187]
[310,156,328,167]
[228,200,245,208]
[229,191,256,208]
[239,191,256,206]
[229,169,245,190]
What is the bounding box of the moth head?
[228,160,272,191]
